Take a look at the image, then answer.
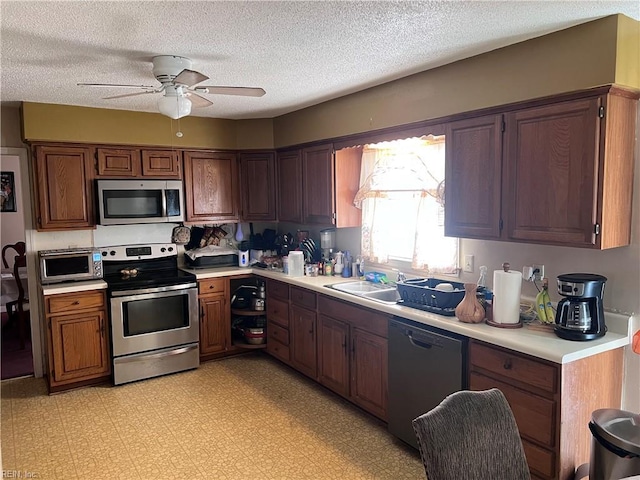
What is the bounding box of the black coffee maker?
[554,273,607,341]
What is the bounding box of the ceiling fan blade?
[173,69,209,87]
[78,83,156,89]
[187,92,213,108]
[103,90,159,100]
[194,86,266,97]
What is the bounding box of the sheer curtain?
[354,135,458,274]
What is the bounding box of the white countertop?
[41,280,108,296]
[42,266,630,364]
[184,266,630,365]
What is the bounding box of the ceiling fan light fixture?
[158,94,192,119]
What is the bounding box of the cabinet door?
[303,144,335,224]
[444,115,503,239]
[318,315,350,397]
[503,98,600,246]
[183,151,239,222]
[141,149,181,178]
[199,296,228,355]
[277,150,303,223]
[239,151,276,221]
[49,311,110,383]
[290,304,318,379]
[34,145,94,230]
[96,147,140,177]
[351,328,388,420]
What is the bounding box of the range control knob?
[168,247,174,252]
[161,247,166,252]
[110,250,116,256]
[102,251,108,257]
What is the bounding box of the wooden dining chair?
[2,241,28,349]
[412,388,530,480]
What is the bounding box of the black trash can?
[589,408,640,480]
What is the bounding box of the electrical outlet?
[463,254,474,273]
[532,264,545,282]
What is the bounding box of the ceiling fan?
[78,55,266,119]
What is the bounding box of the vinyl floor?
[1,354,423,479]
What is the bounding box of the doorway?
[1,148,39,379]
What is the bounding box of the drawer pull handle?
[209,285,215,289]
[72,301,80,305]
[503,359,513,370]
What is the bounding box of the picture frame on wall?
[1,171,17,212]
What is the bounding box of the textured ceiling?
[1,1,639,120]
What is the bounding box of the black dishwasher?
[388,316,468,449]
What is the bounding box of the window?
[354,135,458,275]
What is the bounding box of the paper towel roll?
[493,268,522,324]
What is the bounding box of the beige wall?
[21,103,274,149]
[1,105,25,148]
[616,14,640,88]
[273,15,627,147]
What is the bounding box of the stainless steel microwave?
[39,248,103,284]
[96,179,185,225]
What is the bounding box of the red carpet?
[1,312,34,379]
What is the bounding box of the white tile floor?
[1,354,424,479]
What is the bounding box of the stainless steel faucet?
[396,270,406,283]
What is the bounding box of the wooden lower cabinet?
[317,295,389,421]
[469,340,623,480]
[318,316,350,397]
[290,304,318,379]
[266,280,291,364]
[198,278,232,359]
[350,328,388,420]
[45,290,110,391]
[265,281,389,421]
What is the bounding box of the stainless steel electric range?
[101,243,198,385]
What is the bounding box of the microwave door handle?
[161,190,168,218]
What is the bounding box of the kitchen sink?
[327,281,400,305]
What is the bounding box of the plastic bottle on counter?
[342,251,352,278]
[324,259,333,276]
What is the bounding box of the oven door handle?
[116,344,198,363]
[110,282,197,298]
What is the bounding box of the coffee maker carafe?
[554,273,607,341]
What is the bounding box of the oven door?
[110,283,198,357]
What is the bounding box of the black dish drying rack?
[396,278,466,316]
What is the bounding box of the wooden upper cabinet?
[444,115,503,239]
[503,93,636,249]
[33,145,94,230]
[445,88,637,249]
[503,98,600,247]
[96,147,181,178]
[302,144,335,225]
[141,149,181,178]
[277,150,304,223]
[334,147,362,228]
[239,151,276,221]
[183,150,239,223]
[96,147,140,177]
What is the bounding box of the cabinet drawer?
[470,341,557,394]
[46,291,105,314]
[291,286,316,310]
[268,322,289,346]
[267,280,289,300]
[198,278,226,296]
[522,439,556,479]
[267,297,289,328]
[318,295,389,338]
[266,337,290,363]
[470,372,556,448]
